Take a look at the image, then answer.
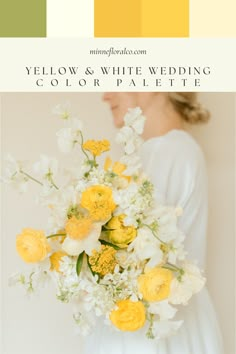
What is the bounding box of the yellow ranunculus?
[16,228,51,263]
[106,214,137,248]
[83,139,110,156]
[81,185,116,221]
[65,216,92,240]
[50,251,67,272]
[110,300,146,331]
[138,267,173,302]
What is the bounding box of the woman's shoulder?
[142,129,205,169]
[140,130,208,207]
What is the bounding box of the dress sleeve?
[143,136,208,267]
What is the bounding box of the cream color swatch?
[190,0,236,36]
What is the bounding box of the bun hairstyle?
[168,93,210,124]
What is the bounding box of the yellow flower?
[104,157,126,175]
[83,139,110,156]
[106,215,137,248]
[88,245,117,276]
[104,157,131,182]
[81,185,116,221]
[65,216,92,240]
[110,300,146,331]
[16,228,51,263]
[138,267,173,302]
[50,251,67,272]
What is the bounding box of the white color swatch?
[47,0,94,37]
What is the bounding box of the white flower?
[152,320,183,339]
[148,205,184,244]
[62,238,84,256]
[115,250,134,269]
[116,126,133,145]
[123,107,146,134]
[33,155,58,180]
[62,223,102,256]
[100,266,141,303]
[169,262,206,305]
[59,256,77,277]
[56,127,78,153]
[116,126,143,155]
[125,137,143,155]
[167,233,186,264]
[2,154,29,193]
[56,117,83,154]
[128,228,164,267]
[113,181,153,226]
[51,257,81,303]
[52,101,71,119]
[36,185,80,233]
[8,272,25,287]
[115,108,145,159]
[9,262,50,294]
[148,301,177,321]
[120,154,142,175]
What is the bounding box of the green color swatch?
[0,0,46,37]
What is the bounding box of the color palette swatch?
[94,0,189,37]
[141,0,189,37]
[0,0,46,37]
[0,0,235,37]
[94,0,142,37]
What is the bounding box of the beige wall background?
[0,93,235,354]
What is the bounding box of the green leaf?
[102,226,115,231]
[100,239,121,250]
[86,254,96,276]
[76,252,84,276]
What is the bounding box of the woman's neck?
[141,95,185,140]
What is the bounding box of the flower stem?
[46,233,66,239]
[47,175,59,190]
[163,262,183,273]
[142,224,168,245]
[51,180,59,190]
[79,131,90,160]
[20,170,43,186]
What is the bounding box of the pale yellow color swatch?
[94,0,141,37]
[94,0,189,37]
[141,0,189,37]
[190,0,236,36]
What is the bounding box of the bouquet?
[3,104,205,340]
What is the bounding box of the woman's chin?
[113,116,124,128]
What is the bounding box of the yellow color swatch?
[94,0,141,37]
[94,0,189,37]
[141,0,189,37]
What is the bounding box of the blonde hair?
[168,93,210,124]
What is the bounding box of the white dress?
[84,129,224,354]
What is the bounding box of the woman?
[84,92,224,354]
